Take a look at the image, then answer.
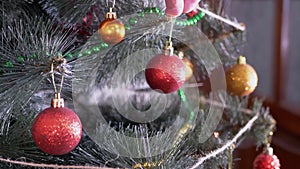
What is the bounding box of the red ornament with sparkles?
[32,94,82,155]
[186,8,198,18]
[145,54,186,94]
[253,147,280,169]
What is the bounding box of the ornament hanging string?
[228,144,235,169]
[164,16,176,55]
[50,57,66,94]
[168,17,175,44]
[106,0,116,9]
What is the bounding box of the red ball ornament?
[32,98,82,155]
[186,8,199,18]
[145,54,186,94]
[253,147,280,169]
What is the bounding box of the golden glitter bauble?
[98,10,125,45]
[225,56,258,96]
[98,19,125,45]
[182,57,194,80]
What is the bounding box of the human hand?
[165,0,200,17]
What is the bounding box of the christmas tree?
[0,0,280,168]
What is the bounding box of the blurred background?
[228,0,300,168]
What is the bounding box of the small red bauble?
[253,147,280,169]
[186,8,199,18]
[145,54,186,94]
[32,107,82,155]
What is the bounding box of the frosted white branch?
[0,157,121,169]
[197,7,246,31]
[188,113,259,169]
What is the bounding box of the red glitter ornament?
[32,94,82,155]
[145,54,186,94]
[253,147,280,169]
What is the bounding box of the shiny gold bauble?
[225,56,258,96]
[182,57,194,80]
[98,18,125,45]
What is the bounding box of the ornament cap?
[178,51,184,59]
[237,56,247,64]
[164,41,174,56]
[264,146,274,155]
[51,93,64,108]
[106,8,117,19]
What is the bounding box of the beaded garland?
[0,7,205,70]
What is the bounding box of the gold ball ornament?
[98,10,125,45]
[182,57,194,81]
[225,56,258,96]
[178,52,193,81]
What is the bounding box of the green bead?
[178,89,186,102]
[198,11,205,18]
[73,52,81,58]
[125,25,131,30]
[137,12,145,17]
[176,21,183,26]
[153,7,161,13]
[191,18,197,25]
[65,53,73,58]
[4,61,14,68]
[84,49,92,55]
[57,52,63,57]
[129,18,137,25]
[194,15,200,20]
[92,46,100,52]
[17,56,25,62]
[189,112,195,121]
[188,20,193,25]
[145,7,153,13]
[77,53,83,58]
[100,42,109,48]
[185,20,190,26]
[29,54,37,59]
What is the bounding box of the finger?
[165,0,184,17]
[183,0,200,13]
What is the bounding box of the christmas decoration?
[31,97,82,155]
[98,8,125,45]
[32,59,82,155]
[186,8,199,18]
[225,56,258,96]
[178,52,194,81]
[145,53,186,93]
[253,146,280,169]
[182,58,193,81]
[75,11,94,37]
[145,17,187,94]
